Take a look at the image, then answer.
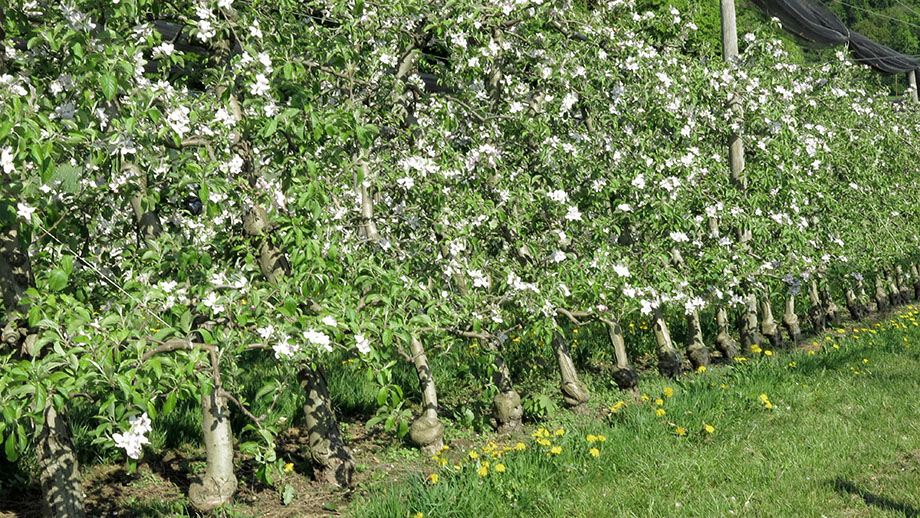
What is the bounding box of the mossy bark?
[37,404,86,518]
[684,310,711,369]
[189,386,238,512]
[298,365,355,487]
[845,288,868,320]
[737,293,761,355]
[759,296,781,350]
[886,270,901,307]
[821,286,840,325]
[714,306,739,360]
[551,331,590,408]
[603,320,638,390]
[653,309,682,378]
[407,336,445,455]
[782,294,801,345]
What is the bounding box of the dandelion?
[284,462,294,473]
[696,365,707,374]
[555,428,566,436]
[537,438,551,447]
[414,513,424,518]
[704,424,715,434]
[656,408,666,417]
[663,387,674,398]
[611,400,628,413]
[655,398,664,406]
[674,427,687,436]
[549,446,563,455]
[469,451,479,460]
[808,350,816,355]
[764,350,773,356]
[515,442,526,451]
[586,434,597,443]
[589,448,600,457]
[428,473,439,484]
[477,466,488,477]
[595,435,606,442]
[751,344,762,354]
[495,463,506,473]
[759,393,774,409]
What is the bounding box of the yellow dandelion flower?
[586,434,597,443]
[751,344,762,354]
[477,466,488,477]
[674,427,687,436]
[656,408,666,417]
[481,461,490,469]
[428,473,439,484]
[863,358,868,363]
[788,361,797,367]
[764,350,773,356]
[515,442,526,451]
[538,438,552,447]
[640,395,650,402]
[414,513,424,518]
[663,387,674,398]
[438,458,447,467]
[495,463,506,473]
[808,350,816,355]
[469,451,479,460]
[550,446,563,455]
[596,435,606,442]
[589,447,600,458]
[555,428,565,436]
[655,398,664,406]
[704,424,715,434]
[720,384,728,389]
[284,462,294,473]
[696,365,707,374]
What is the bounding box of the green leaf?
[100,74,117,100]
[282,484,295,506]
[48,269,68,292]
[162,392,177,416]
[376,387,387,407]
[4,433,18,463]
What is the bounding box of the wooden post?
[909,70,919,103]
[720,0,745,188]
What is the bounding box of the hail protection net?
[750,0,920,74]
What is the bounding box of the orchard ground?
[3,307,920,518]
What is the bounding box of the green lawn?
[349,308,920,518]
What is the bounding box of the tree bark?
[653,308,682,378]
[36,404,85,518]
[737,293,761,354]
[874,274,889,313]
[759,296,781,350]
[782,294,801,345]
[845,288,868,320]
[715,306,739,360]
[820,286,840,325]
[483,339,522,432]
[407,336,445,455]
[684,310,711,369]
[551,330,590,408]
[807,278,826,334]
[298,365,355,487]
[602,319,638,389]
[896,265,911,303]
[912,264,920,301]
[189,384,238,512]
[886,270,901,307]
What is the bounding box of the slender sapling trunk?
[653,308,682,378]
[407,336,445,455]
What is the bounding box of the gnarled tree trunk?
[684,310,711,369]
[874,275,889,313]
[912,264,920,301]
[551,330,590,408]
[603,319,638,389]
[896,265,911,303]
[407,336,445,455]
[886,270,901,307]
[484,338,522,432]
[37,404,85,518]
[807,278,826,334]
[845,288,868,320]
[737,293,761,354]
[759,296,781,350]
[782,294,801,345]
[298,365,355,487]
[821,286,840,325]
[189,384,238,512]
[715,306,739,360]
[653,308,682,378]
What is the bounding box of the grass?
[348,308,920,518]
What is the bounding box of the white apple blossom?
[355,334,371,355]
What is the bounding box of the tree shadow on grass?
[830,478,920,517]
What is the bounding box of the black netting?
[751,0,920,74]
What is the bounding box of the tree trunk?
[603,319,638,389]
[782,294,801,345]
[807,278,826,334]
[821,286,840,325]
[886,270,901,307]
[36,403,85,518]
[759,296,781,350]
[714,306,739,360]
[189,385,238,512]
[407,336,445,455]
[551,331,590,408]
[737,293,761,354]
[298,365,355,487]
[896,265,911,303]
[684,310,711,369]
[912,264,920,301]
[653,309,682,377]
[845,288,868,320]
[874,275,889,313]
[483,339,522,432]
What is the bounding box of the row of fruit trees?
[2,0,920,514]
